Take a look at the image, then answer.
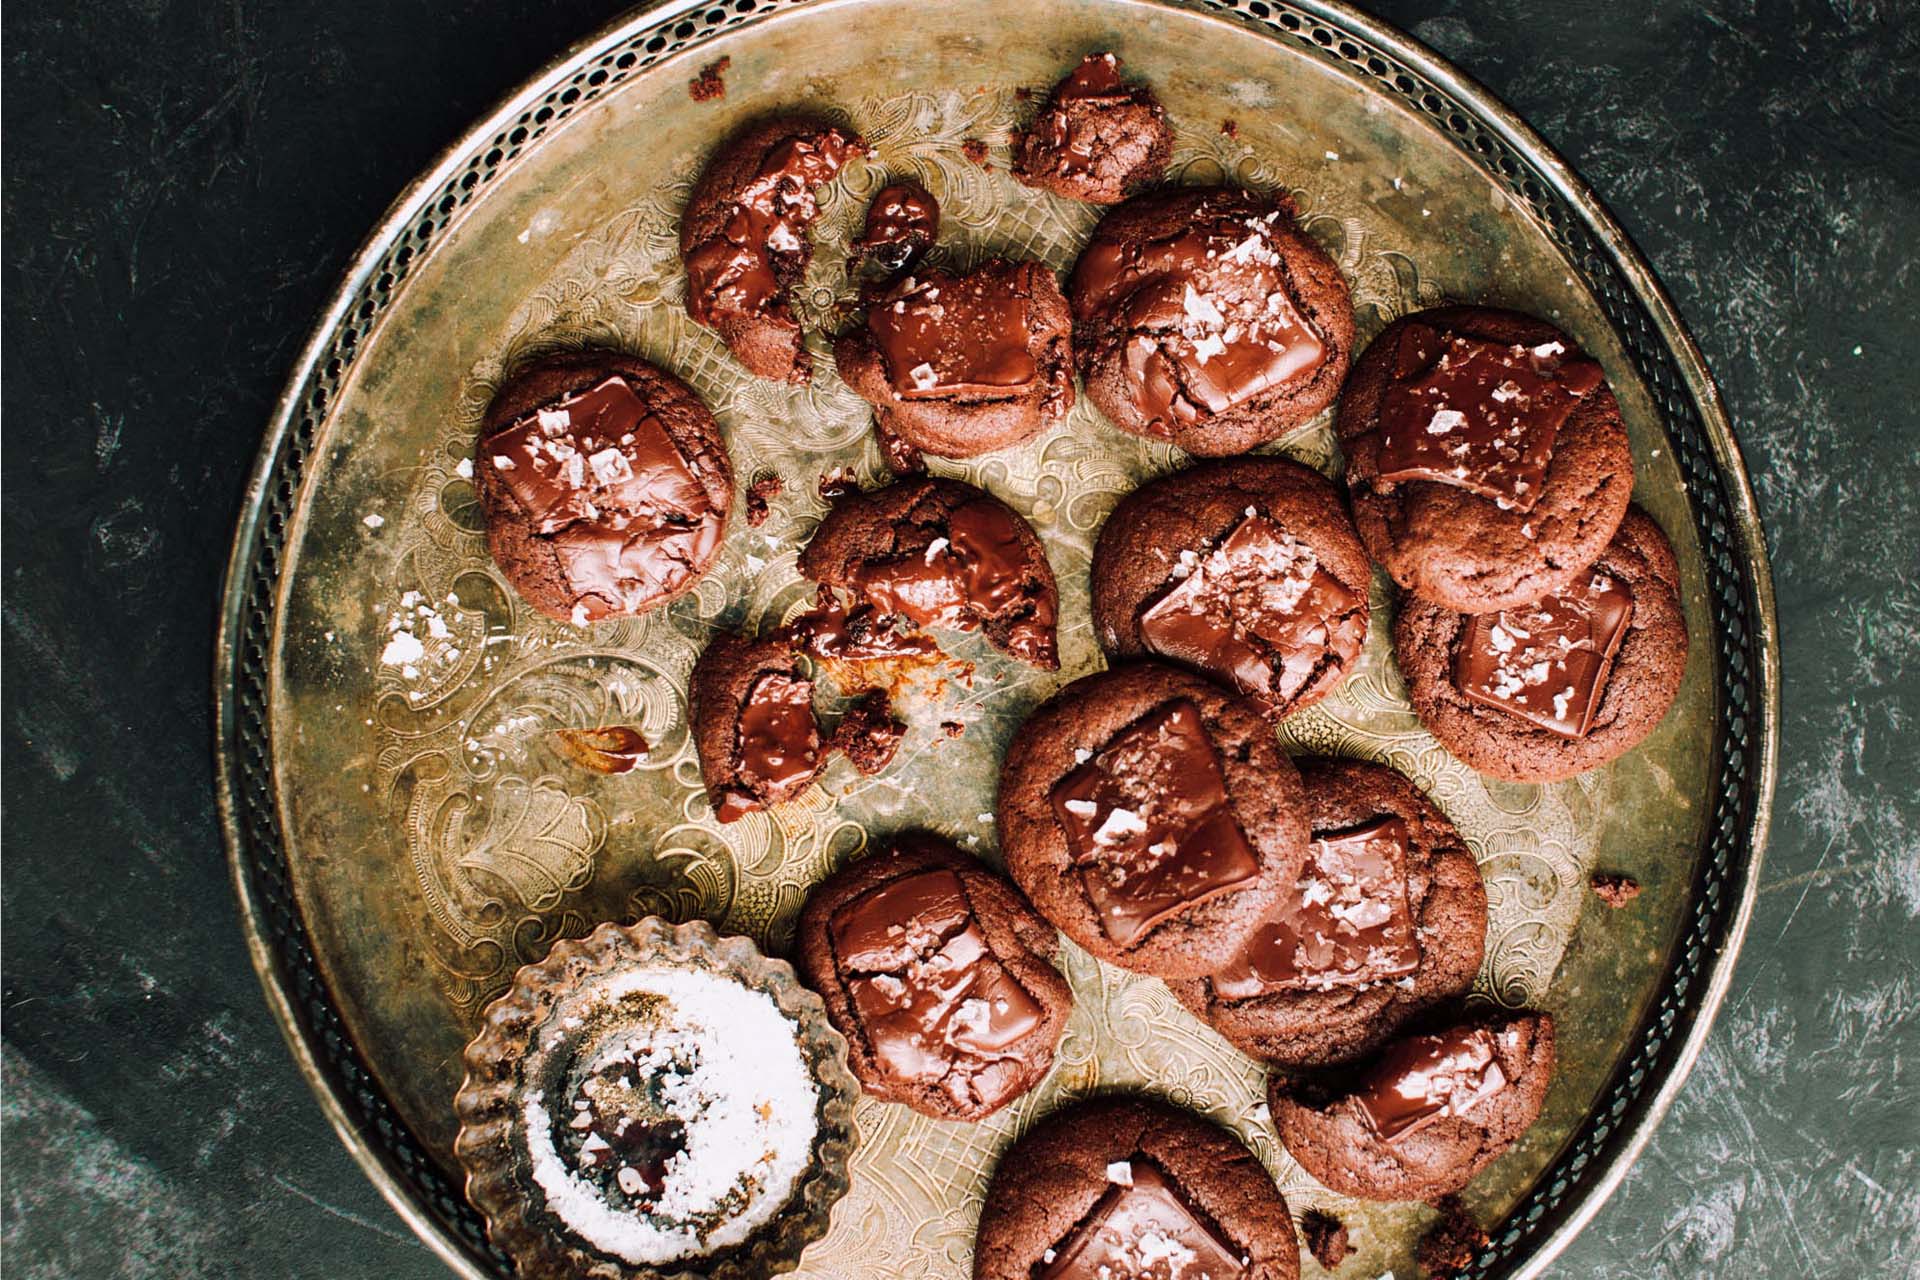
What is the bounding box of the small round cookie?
[1068,187,1354,456]
[1012,52,1174,204]
[799,475,1060,668]
[997,663,1309,979]
[1337,305,1634,613]
[475,350,732,623]
[795,833,1073,1121]
[833,258,1074,461]
[1091,458,1371,720]
[1167,758,1487,1068]
[1395,507,1688,783]
[689,631,822,824]
[848,181,940,279]
[974,1096,1300,1280]
[680,115,866,382]
[1269,1011,1556,1201]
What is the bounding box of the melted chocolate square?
[716,671,818,823]
[1210,816,1419,999]
[869,265,1039,399]
[1375,326,1604,512]
[1049,700,1260,946]
[1038,1159,1248,1280]
[1352,1026,1508,1142]
[1454,570,1635,739]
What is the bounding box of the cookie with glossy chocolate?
[1092,459,1371,720]
[475,350,733,623]
[1269,1011,1555,1201]
[997,664,1308,978]
[1012,53,1173,204]
[974,1096,1299,1280]
[833,258,1074,461]
[848,181,939,279]
[1068,187,1354,456]
[1337,305,1634,612]
[689,631,824,823]
[680,115,866,382]
[1166,758,1486,1068]
[1395,508,1687,782]
[799,475,1060,667]
[795,833,1072,1121]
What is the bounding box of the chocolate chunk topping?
[1050,699,1261,946]
[1038,1158,1249,1280]
[718,670,820,823]
[829,868,1045,1112]
[1453,570,1635,739]
[1073,206,1326,430]
[1375,324,1606,512]
[850,182,940,278]
[1210,816,1419,999]
[789,586,940,662]
[482,375,724,620]
[1352,1026,1509,1143]
[1138,511,1367,709]
[867,262,1042,400]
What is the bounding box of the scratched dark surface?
[3,0,1916,1276]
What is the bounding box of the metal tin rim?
[213,1,1780,1276]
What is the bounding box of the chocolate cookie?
[795,833,1072,1121]
[798,475,1060,668]
[1012,53,1173,204]
[680,116,866,382]
[974,1096,1299,1280]
[997,664,1309,978]
[1336,305,1635,613]
[1394,508,1688,782]
[689,630,823,823]
[833,258,1075,462]
[1091,459,1371,720]
[848,181,939,279]
[475,350,733,623]
[1166,758,1486,1068]
[1068,187,1354,456]
[1269,1011,1555,1202]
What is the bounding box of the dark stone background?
[4,0,1915,1274]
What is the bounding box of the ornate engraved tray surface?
[214,2,1779,1278]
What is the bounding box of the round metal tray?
[215,1,1779,1276]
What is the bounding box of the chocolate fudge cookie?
[997,664,1309,978]
[848,181,939,279]
[475,350,732,623]
[799,475,1060,667]
[689,631,823,824]
[1336,305,1634,613]
[1091,459,1372,720]
[1269,1011,1555,1202]
[1069,187,1354,456]
[833,258,1075,462]
[1012,53,1173,204]
[1166,758,1486,1068]
[795,833,1072,1121]
[1395,507,1688,782]
[680,116,866,382]
[974,1096,1299,1280]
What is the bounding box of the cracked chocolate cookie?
[1336,305,1635,613]
[1166,758,1486,1068]
[833,258,1075,464]
[1395,507,1688,782]
[1012,52,1173,204]
[1091,458,1372,720]
[974,1096,1300,1280]
[1269,1011,1556,1201]
[475,350,732,624]
[795,833,1072,1121]
[798,475,1060,668]
[997,664,1309,978]
[680,115,866,382]
[847,181,939,279]
[1068,187,1354,456]
[690,630,825,824]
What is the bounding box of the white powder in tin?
[521,967,819,1265]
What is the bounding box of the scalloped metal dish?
[214,1,1779,1277]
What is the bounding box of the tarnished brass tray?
[214,1,1779,1276]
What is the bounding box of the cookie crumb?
[688,56,730,102]
[1590,872,1641,908]
[746,472,784,526]
[1416,1197,1488,1278]
[962,137,990,167]
[830,689,905,774]
[1301,1209,1351,1269]
[1221,118,1240,138]
[819,468,858,500]
[1015,85,1034,102]
[941,720,965,739]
